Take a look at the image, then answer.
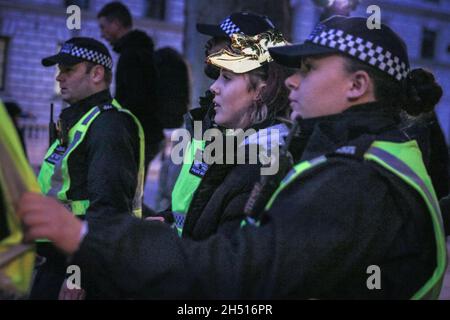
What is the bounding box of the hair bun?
[403,68,443,116]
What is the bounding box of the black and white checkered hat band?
[65,46,113,70]
[220,18,241,36]
[308,29,409,81]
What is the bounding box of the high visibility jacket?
[265,139,447,300]
[0,99,37,297]
[171,139,206,236]
[38,99,145,218]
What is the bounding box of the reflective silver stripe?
[367,146,441,217]
[47,130,83,197]
[82,107,100,125]
[309,155,327,167]
[281,156,326,185]
[280,168,296,185]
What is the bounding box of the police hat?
[197,12,276,38]
[42,37,113,70]
[269,16,410,81]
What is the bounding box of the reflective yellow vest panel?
[171,139,206,236]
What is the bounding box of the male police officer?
[31,37,144,299]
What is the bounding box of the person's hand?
[58,279,86,300]
[17,192,83,255]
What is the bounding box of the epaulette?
[98,104,116,112]
[327,134,376,161]
[328,127,409,161]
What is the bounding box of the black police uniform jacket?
[74,102,437,299]
[55,90,141,220]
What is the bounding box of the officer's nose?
[285,72,301,91]
[56,72,63,82]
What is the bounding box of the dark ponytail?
[344,57,443,116]
[402,68,443,116]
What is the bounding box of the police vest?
[0,99,37,296]
[171,139,207,236]
[264,140,447,300]
[38,99,145,218]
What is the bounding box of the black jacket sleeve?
[73,158,434,299]
[84,111,140,222]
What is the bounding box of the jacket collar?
[239,123,290,148]
[296,101,401,161]
[185,105,216,137]
[59,89,112,130]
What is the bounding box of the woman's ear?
[254,82,267,102]
[347,70,373,101]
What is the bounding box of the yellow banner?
[0,100,38,298]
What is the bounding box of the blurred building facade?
[0,0,184,168]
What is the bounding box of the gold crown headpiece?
[207,29,288,74]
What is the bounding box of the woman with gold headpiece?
[169,29,292,240]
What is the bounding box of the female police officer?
[18,16,446,299]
